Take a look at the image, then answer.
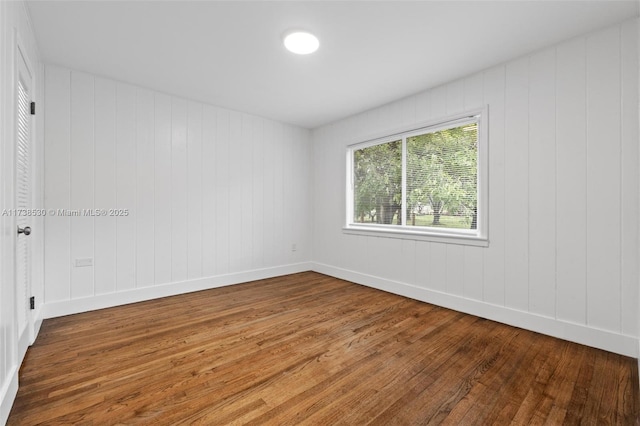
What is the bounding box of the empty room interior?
[2,0,640,424]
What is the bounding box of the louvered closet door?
[15,47,33,339]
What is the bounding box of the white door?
[15,44,33,349]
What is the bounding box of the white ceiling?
[27,1,638,129]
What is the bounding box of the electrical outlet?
[75,258,93,267]
[291,243,297,252]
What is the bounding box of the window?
[346,109,488,246]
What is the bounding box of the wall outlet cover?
[75,258,93,267]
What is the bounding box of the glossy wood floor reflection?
[8,272,639,424]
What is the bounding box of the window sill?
[343,225,489,247]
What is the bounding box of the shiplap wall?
[312,19,639,356]
[43,65,313,315]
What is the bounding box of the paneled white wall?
[312,19,639,357]
[0,1,42,423]
[43,65,313,316]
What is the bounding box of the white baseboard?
[32,314,43,344]
[42,262,314,319]
[0,366,18,426]
[311,262,638,358]
[17,327,30,364]
[34,259,640,358]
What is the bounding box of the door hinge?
[29,296,35,310]
[30,102,35,115]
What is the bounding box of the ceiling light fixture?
[283,31,319,55]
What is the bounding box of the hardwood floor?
[8,272,639,424]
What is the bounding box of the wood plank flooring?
[8,272,639,424]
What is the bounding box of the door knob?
[18,226,31,236]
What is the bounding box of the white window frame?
[345,107,489,247]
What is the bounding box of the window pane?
[353,140,402,225]
[406,123,478,230]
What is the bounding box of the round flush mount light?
[283,31,319,55]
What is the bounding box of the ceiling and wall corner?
[26,0,639,129]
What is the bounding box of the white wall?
[42,65,313,318]
[312,19,639,357]
[0,1,42,424]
